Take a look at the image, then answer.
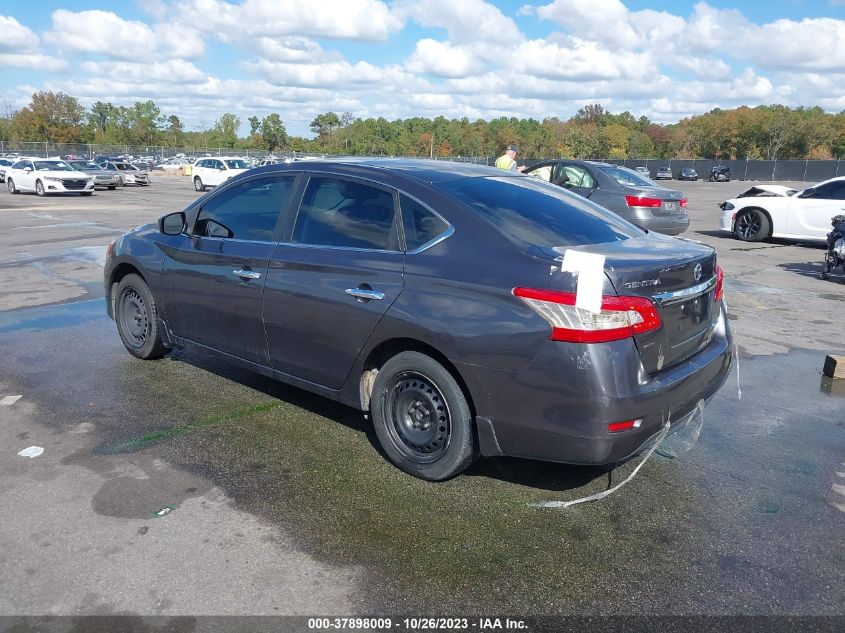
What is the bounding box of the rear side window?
[292,177,399,251]
[193,176,294,241]
[400,194,449,251]
[441,176,642,247]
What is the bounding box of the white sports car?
[719,178,845,243]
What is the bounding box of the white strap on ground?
[1,395,23,406]
[530,419,672,510]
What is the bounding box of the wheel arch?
[358,338,475,418]
[107,262,147,318]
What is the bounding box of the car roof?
[250,158,514,184]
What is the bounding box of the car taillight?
[624,195,662,208]
[714,264,724,302]
[679,198,688,208]
[608,419,642,433]
[513,288,662,343]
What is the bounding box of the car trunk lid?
[541,235,718,373]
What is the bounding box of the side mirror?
[160,212,186,235]
[23,167,32,172]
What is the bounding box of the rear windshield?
[441,176,642,247]
[601,165,654,187]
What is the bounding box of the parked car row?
[3,156,151,196]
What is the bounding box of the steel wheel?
[35,180,45,197]
[383,371,451,463]
[371,351,476,480]
[194,177,204,191]
[119,287,149,349]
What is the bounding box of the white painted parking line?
[17,446,44,458]
[1,395,23,406]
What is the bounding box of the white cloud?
[0,54,68,72]
[178,0,402,42]
[0,15,40,51]
[241,58,419,89]
[394,0,522,44]
[45,10,204,59]
[405,39,486,78]
[80,59,207,83]
[516,37,655,81]
[253,37,341,63]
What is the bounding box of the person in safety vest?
[495,144,525,172]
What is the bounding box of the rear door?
[553,163,597,199]
[787,181,845,239]
[262,174,404,389]
[161,174,297,363]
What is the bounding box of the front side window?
[527,165,553,182]
[400,194,450,251]
[555,164,596,188]
[292,177,399,250]
[811,181,845,200]
[11,160,28,169]
[193,176,294,242]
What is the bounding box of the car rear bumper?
[462,302,733,465]
[635,214,690,235]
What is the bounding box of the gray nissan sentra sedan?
[105,159,732,481]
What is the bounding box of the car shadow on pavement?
[777,261,845,282]
[170,346,612,492]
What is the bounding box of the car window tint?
[194,176,294,242]
[814,181,845,200]
[11,160,27,169]
[400,194,449,251]
[527,165,553,182]
[442,176,641,247]
[293,177,399,250]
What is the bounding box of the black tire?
[81,191,93,196]
[114,274,168,360]
[108,186,116,190]
[35,179,46,197]
[7,178,18,194]
[370,351,476,481]
[734,208,770,242]
[193,176,205,192]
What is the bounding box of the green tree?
[11,91,85,142]
[212,113,241,148]
[260,114,287,152]
[310,112,341,141]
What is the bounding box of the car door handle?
[233,269,262,280]
[345,288,385,301]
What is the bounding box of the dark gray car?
[104,159,732,480]
[525,159,690,235]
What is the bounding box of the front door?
[788,181,845,238]
[162,174,297,363]
[262,175,405,389]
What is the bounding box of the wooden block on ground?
[823,355,845,379]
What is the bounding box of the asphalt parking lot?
[0,174,843,618]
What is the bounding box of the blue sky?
[2,0,845,137]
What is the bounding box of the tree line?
[2,92,844,160]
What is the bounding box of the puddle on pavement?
[0,298,105,335]
[3,301,844,614]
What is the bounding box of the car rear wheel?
[35,180,45,197]
[371,351,477,481]
[734,208,770,242]
[7,178,18,194]
[193,176,205,192]
[114,274,168,360]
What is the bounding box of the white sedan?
[719,178,845,243]
[6,158,94,196]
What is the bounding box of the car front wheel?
[7,178,18,194]
[114,274,169,360]
[35,180,46,196]
[194,176,205,192]
[370,351,477,481]
[734,208,770,242]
